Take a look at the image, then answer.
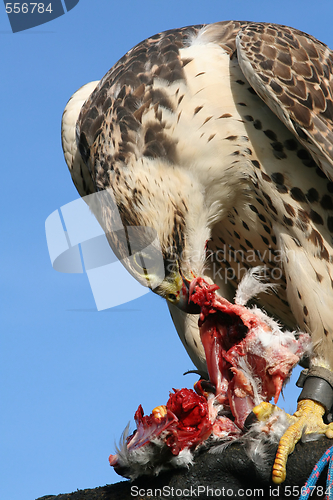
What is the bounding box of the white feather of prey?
[209,406,291,466]
[234,266,277,306]
[112,424,194,479]
[244,410,291,467]
[234,267,313,355]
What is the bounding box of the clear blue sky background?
[1,2,332,499]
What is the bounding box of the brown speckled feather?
[236,23,333,180]
[77,25,203,189]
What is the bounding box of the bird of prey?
[61,21,333,483]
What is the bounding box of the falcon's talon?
[252,402,278,421]
[326,428,333,439]
[194,379,216,397]
[253,402,296,426]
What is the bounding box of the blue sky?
[1,1,333,499]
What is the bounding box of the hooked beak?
[177,272,201,314]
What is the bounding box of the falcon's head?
[62,83,213,314]
[95,157,212,314]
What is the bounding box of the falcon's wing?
[61,81,100,197]
[236,23,333,181]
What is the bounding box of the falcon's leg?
[253,385,333,484]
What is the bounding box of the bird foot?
[152,405,167,420]
[253,399,333,484]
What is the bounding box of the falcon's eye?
[167,293,178,302]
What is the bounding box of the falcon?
[61,21,333,483]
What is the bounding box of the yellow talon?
[253,399,333,484]
[326,428,333,439]
[253,401,278,421]
[152,405,167,420]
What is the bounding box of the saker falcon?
[61,21,333,483]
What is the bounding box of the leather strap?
[297,367,333,412]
